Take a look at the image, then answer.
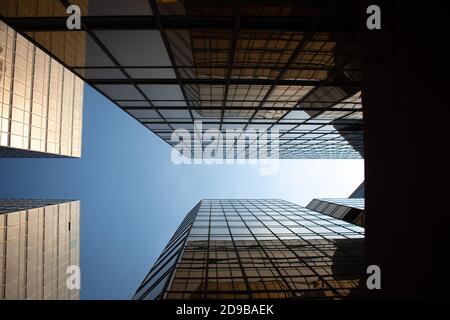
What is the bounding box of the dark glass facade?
[133,199,365,300]
[1,0,363,159]
[306,198,364,227]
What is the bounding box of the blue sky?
[0,85,364,299]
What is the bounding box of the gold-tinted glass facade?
[133,199,366,300]
[0,20,83,157]
[0,200,80,300]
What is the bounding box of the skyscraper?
[306,182,365,226]
[133,199,365,300]
[0,199,80,300]
[1,0,362,159]
[0,20,83,158]
[306,198,364,227]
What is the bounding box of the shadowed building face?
[307,198,365,227]
[306,182,365,226]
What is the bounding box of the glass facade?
[0,20,83,158]
[0,200,80,300]
[1,0,362,159]
[306,198,365,227]
[133,199,365,300]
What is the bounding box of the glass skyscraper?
[0,199,80,300]
[307,183,365,226]
[133,199,365,300]
[0,20,83,158]
[307,198,365,227]
[0,0,362,159]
